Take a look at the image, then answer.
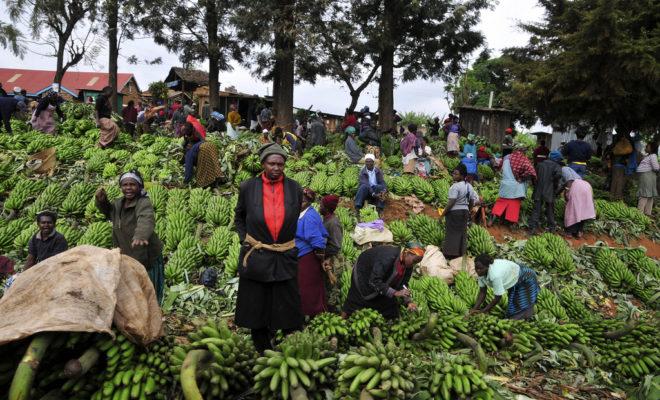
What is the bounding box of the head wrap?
[478,146,486,151]
[549,150,563,162]
[321,195,340,214]
[404,242,425,258]
[345,126,356,135]
[303,188,316,202]
[258,142,288,162]
[467,133,475,141]
[505,128,513,134]
[119,172,143,187]
[364,154,375,162]
[262,129,269,134]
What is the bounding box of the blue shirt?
[498,157,527,199]
[184,141,203,183]
[295,207,328,257]
[461,157,478,175]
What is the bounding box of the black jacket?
[352,246,412,301]
[533,160,562,202]
[234,175,303,282]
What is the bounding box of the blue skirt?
[506,265,539,317]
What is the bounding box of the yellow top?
[227,111,241,126]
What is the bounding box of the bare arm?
[472,286,487,310]
[24,254,36,270]
[480,295,502,314]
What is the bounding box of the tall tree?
[350,0,488,131]
[505,0,660,135]
[107,0,119,111]
[0,22,25,57]
[141,0,242,109]
[6,0,99,84]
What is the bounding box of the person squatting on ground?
[355,154,387,214]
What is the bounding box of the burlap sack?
[351,225,393,245]
[26,147,57,175]
[0,246,162,346]
[419,247,477,284]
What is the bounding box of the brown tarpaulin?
[0,246,162,346]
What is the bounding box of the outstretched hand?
[131,239,149,247]
[95,188,107,203]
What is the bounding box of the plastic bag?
[351,225,393,245]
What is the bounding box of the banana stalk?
[181,349,212,400]
[63,346,101,378]
[9,333,55,400]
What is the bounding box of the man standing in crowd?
[561,132,593,177]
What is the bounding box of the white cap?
[13,87,21,93]
[365,154,375,162]
[51,83,60,93]
[466,152,474,158]
[262,129,269,134]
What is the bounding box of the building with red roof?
[0,68,141,108]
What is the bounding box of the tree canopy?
[505,0,660,135]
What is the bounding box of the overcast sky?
[0,0,544,117]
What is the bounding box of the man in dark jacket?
[0,95,18,134]
[528,150,564,233]
[355,154,387,213]
[342,245,424,319]
[306,114,326,149]
[561,133,593,177]
[234,142,303,353]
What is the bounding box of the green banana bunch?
[340,268,352,306]
[349,308,386,344]
[233,170,253,186]
[467,225,497,257]
[440,156,459,173]
[147,137,172,155]
[558,287,595,322]
[407,214,444,247]
[595,199,652,229]
[86,151,111,173]
[389,220,414,244]
[335,332,415,399]
[324,175,342,196]
[58,224,83,247]
[307,312,349,339]
[341,166,360,197]
[386,312,429,344]
[425,355,494,400]
[164,210,194,252]
[535,288,569,322]
[223,235,241,277]
[290,159,311,172]
[60,182,97,216]
[430,179,451,207]
[154,215,166,241]
[205,226,235,260]
[242,153,263,173]
[341,231,359,262]
[417,276,468,316]
[189,188,212,221]
[309,171,327,194]
[13,227,36,252]
[77,222,113,248]
[359,205,380,222]
[386,155,402,169]
[292,171,312,187]
[523,235,553,269]
[165,188,189,216]
[57,138,85,163]
[541,233,575,274]
[26,182,66,219]
[477,164,495,180]
[468,314,511,353]
[205,195,232,226]
[594,248,636,289]
[26,134,55,153]
[453,270,479,307]
[145,183,168,216]
[621,248,660,280]
[254,331,336,400]
[532,320,588,349]
[411,176,436,203]
[335,207,356,231]
[3,178,46,212]
[110,149,131,161]
[391,176,413,196]
[165,235,203,285]
[102,162,119,179]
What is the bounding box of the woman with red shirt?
[234,143,303,353]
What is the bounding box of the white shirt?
[367,168,377,186]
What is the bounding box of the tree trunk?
[108,0,119,111]
[206,0,220,110]
[54,39,66,85]
[273,0,295,131]
[377,0,396,132]
[348,91,359,113]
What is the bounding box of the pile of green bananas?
[467,314,511,353]
[171,319,256,399]
[595,199,652,230]
[3,178,46,212]
[307,312,349,339]
[253,331,336,399]
[306,146,331,163]
[467,225,496,257]
[418,276,468,315]
[292,171,312,187]
[535,288,569,321]
[440,156,460,173]
[325,175,343,196]
[336,207,356,231]
[386,155,402,169]
[523,235,553,269]
[86,151,111,174]
[391,176,413,196]
[558,287,595,322]
[205,195,232,226]
[58,224,83,247]
[26,134,58,153]
[146,184,168,216]
[453,270,479,307]
[165,236,203,284]
[189,188,212,221]
[359,205,380,222]
[412,176,436,203]
[205,226,235,260]
[223,235,241,276]
[386,312,429,344]
[423,355,494,400]
[621,248,660,279]
[233,170,253,186]
[348,308,386,344]
[477,164,495,180]
[341,232,359,262]
[335,332,415,399]
[13,227,35,253]
[26,182,65,219]
[531,320,588,349]
[77,222,113,248]
[389,220,414,244]
[102,162,119,179]
[164,210,195,252]
[524,234,575,274]
[242,153,263,173]
[341,166,360,197]
[309,171,327,194]
[92,335,173,400]
[407,214,444,247]
[289,159,311,172]
[60,182,97,216]
[594,248,636,289]
[165,188,189,216]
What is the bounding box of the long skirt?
[98,118,119,147]
[147,255,165,305]
[506,265,539,319]
[565,179,596,227]
[342,282,400,320]
[638,171,658,198]
[610,166,626,200]
[297,252,327,317]
[196,142,223,187]
[447,132,460,153]
[442,209,469,258]
[492,198,521,223]
[30,108,56,134]
[235,277,303,330]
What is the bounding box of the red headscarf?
[321,195,340,214]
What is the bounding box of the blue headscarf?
[549,150,563,162]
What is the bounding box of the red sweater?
[262,173,285,241]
